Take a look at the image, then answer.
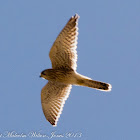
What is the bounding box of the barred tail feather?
[76,78,112,91]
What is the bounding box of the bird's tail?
[76,75,112,91]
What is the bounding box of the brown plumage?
[40,14,112,126]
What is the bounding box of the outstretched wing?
[49,14,79,71]
[41,81,72,126]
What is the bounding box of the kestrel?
[40,14,112,126]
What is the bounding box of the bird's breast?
[46,68,77,84]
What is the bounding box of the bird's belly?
[47,69,77,85]
[55,72,77,84]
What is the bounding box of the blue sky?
[0,0,140,140]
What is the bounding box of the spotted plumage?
[40,14,112,126]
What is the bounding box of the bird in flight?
[40,14,112,126]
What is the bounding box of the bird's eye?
[41,71,46,75]
[42,72,45,75]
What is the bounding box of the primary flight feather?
[40,14,112,126]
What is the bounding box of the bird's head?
[40,69,48,80]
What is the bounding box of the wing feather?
[41,81,72,126]
[49,14,79,71]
